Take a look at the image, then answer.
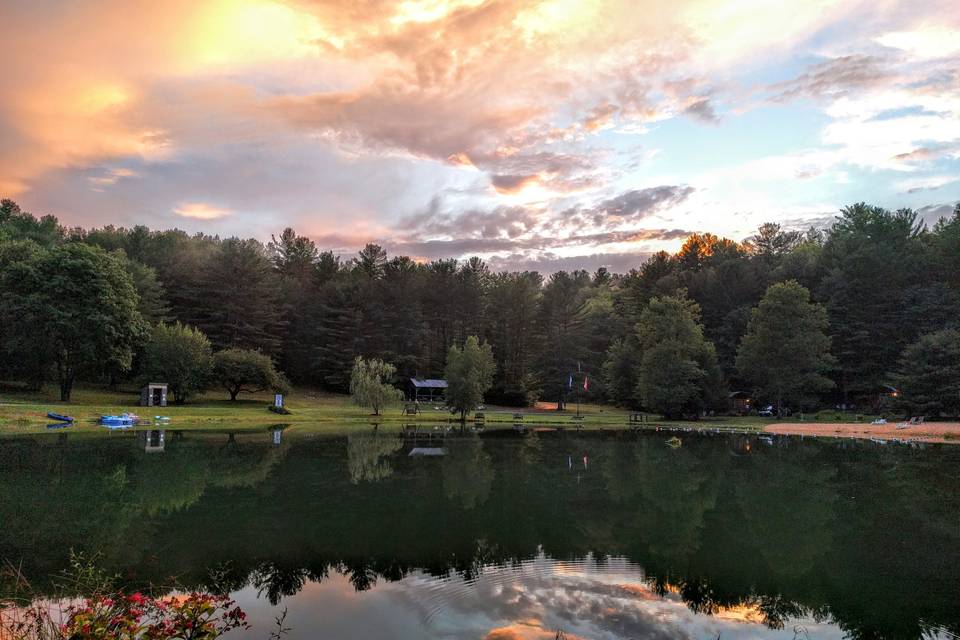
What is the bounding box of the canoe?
[100,415,134,428]
[47,412,74,423]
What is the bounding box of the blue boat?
[100,414,135,428]
[47,412,74,423]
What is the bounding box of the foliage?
[444,336,495,421]
[2,198,959,414]
[818,203,935,399]
[602,337,640,407]
[736,281,835,413]
[197,239,284,355]
[211,349,288,401]
[123,258,171,325]
[349,357,402,416]
[634,293,723,419]
[0,240,145,400]
[892,329,960,417]
[346,434,403,483]
[139,323,213,404]
[2,592,248,640]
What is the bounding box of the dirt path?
[763,421,960,444]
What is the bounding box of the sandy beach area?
[763,421,960,444]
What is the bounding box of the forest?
[1,198,958,416]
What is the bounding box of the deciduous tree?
[139,323,213,404]
[0,242,145,400]
[212,349,288,401]
[445,336,495,422]
[349,357,402,416]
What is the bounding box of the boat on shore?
[100,413,136,429]
[46,412,74,423]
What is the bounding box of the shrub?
[1,592,249,640]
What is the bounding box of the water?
[1,428,958,639]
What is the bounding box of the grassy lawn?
[0,383,643,434]
[2,382,869,436]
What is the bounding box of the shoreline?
[763,421,960,444]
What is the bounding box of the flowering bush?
[3,592,249,640]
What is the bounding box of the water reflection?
[229,555,848,640]
[1,429,958,639]
[138,429,165,452]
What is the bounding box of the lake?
[1,428,958,639]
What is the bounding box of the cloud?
[769,55,893,102]
[486,251,656,274]
[683,98,720,123]
[2,0,958,269]
[173,202,233,220]
[571,185,696,228]
[875,26,960,60]
[917,202,959,226]
[896,175,958,194]
[87,167,139,190]
[893,142,960,163]
[491,174,541,194]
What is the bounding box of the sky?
[2,0,959,271]
[231,555,849,639]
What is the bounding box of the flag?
[583,375,589,391]
[567,373,573,389]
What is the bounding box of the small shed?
[139,429,165,453]
[407,378,448,403]
[729,391,751,413]
[140,383,168,407]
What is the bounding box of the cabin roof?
[410,378,448,389]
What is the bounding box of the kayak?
[100,415,135,428]
[47,412,74,423]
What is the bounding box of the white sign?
[274,394,283,407]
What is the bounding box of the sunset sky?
[2,0,959,270]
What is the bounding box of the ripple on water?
[400,551,646,628]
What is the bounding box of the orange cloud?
[491,174,540,194]
[173,202,233,220]
[485,623,585,640]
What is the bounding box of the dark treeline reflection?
[1,430,958,639]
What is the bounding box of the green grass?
[1,383,830,436]
[0,383,642,435]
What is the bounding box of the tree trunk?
[57,356,73,402]
[229,387,239,401]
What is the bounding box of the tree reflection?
[441,436,494,509]
[1,431,958,639]
[347,433,402,484]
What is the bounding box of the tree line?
[1,198,958,416]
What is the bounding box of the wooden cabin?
[729,391,752,414]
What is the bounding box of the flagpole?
[577,374,581,418]
[577,360,583,418]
